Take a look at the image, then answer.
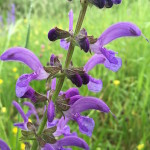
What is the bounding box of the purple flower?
[43,136,89,150]
[13,101,39,130]
[60,10,73,50]
[47,117,76,137]
[0,139,10,150]
[90,22,141,53]
[84,22,141,92]
[0,47,49,101]
[64,96,110,136]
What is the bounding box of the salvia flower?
[13,101,39,130]
[84,22,141,92]
[0,47,49,101]
[47,117,76,137]
[64,96,110,136]
[60,10,91,53]
[60,9,73,50]
[43,136,89,150]
[0,139,10,150]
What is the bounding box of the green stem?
[31,2,88,150]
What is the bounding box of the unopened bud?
[81,73,90,84]
[105,0,113,8]
[48,27,70,41]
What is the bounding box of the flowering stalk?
[31,1,88,150]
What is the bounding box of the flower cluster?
[0,0,142,149]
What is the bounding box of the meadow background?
[0,0,150,150]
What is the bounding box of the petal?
[101,48,118,64]
[0,139,10,150]
[26,110,33,118]
[23,102,39,122]
[14,122,27,130]
[57,117,69,130]
[60,39,70,50]
[16,73,37,98]
[69,95,83,105]
[43,144,55,150]
[69,9,73,31]
[66,97,110,115]
[56,136,89,150]
[104,56,122,72]
[65,88,80,99]
[87,76,103,93]
[47,119,59,128]
[84,54,105,72]
[98,22,141,47]
[47,101,55,123]
[74,114,95,137]
[51,78,56,91]
[21,86,37,102]
[12,101,28,122]
[0,47,42,71]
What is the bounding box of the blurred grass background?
[0,0,150,150]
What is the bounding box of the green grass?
[0,0,150,150]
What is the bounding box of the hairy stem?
[31,2,88,150]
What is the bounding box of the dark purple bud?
[48,27,70,42]
[70,74,83,87]
[76,28,90,53]
[112,0,121,4]
[88,0,105,9]
[105,0,113,8]
[48,28,57,41]
[81,73,90,85]
[79,38,90,53]
[50,54,56,66]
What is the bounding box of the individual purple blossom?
[84,22,141,92]
[64,96,110,136]
[13,101,39,130]
[42,136,89,150]
[60,10,72,50]
[47,117,76,137]
[0,47,49,101]
[0,139,10,150]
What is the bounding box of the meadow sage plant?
[0,0,142,149]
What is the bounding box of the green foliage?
[0,0,150,150]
